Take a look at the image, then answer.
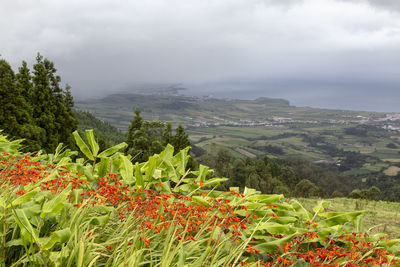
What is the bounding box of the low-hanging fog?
[1,0,400,112]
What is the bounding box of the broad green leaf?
[276,216,298,224]
[135,162,144,188]
[145,156,157,181]
[40,185,72,218]
[119,154,133,182]
[6,239,25,247]
[56,156,71,168]
[243,187,257,197]
[11,189,39,206]
[290,199,312,221]
[13,208,40,245]
[73,131,94,161]
[97,142,127,158]
[255,232,298,253]
[85,130,99,157]
[158,144,174,164]
[255,222,298,234]
[42,228,71,250]
[318,210,366,227]
[204,178,228,187]
[192,196,210,207]
[173,147,190,175]
[90,214,110,225]
[312,200,330,215]
[246,194,283,204]
[96,157,110,178]
[192,165,211,182]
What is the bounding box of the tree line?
[0,54,77,152]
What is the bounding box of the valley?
[76,93,400,183]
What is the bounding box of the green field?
[76,93,400,178]
[299,198,400,239]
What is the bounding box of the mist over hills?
[74,83,400,113]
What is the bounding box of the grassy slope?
[299,198,400,238]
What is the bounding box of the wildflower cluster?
[253,232,400,266]
[1,151,400,266]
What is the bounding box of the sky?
[1,0,400,112]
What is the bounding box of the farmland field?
[76,93,400,192]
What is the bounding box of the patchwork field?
[76,93,400,177]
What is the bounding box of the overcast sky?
[1,0,400,112]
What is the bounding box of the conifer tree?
[126,107,143,151]
[16,61,32,99]
[172,124,191,152]
[0,59,44,150]
[31,53,77,151]
[163,122,173,146]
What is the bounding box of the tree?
[0,59,44,151]
[163,122,173,146]
[172,124,191,152]
[366,186,381,200]
[126,108,166,162]
[294,179,318,198]
[30,53,77,151]
[331,190,344,198]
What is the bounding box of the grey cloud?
[1,0,400,111]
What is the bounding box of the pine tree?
[0,59,44,150]
[126,107,143,151]
[163,122,173,146]
[16,61,32,99]
[172,124,191,152]
[31,53,77,151]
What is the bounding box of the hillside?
[76,93,400,185]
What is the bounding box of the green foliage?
[74,109,126,152]
[0,131,399,266]
[348,186,382,200]
[0,59,44,151]
[199,149,294,195]
[0,54,77,152]
[126,108,197,170]
[294,179,319,198]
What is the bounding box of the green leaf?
[97,142,127,158]
[40,185,71,218]
[13,208,40,245]
[204,178,228,187]
[312,200,330,215]
[173,147,190,175]
[318,210,366,227]
[11,189,39,206]
[255,222,298,234]
[119,154,133,182]
[134,162,144,188]
[192,196,210,207]
[90,214,110,225]
[145,156,157,181]
[6,239,25,247]
[158,144,174,164]
[73,131,94,161]
[192,165,211,182]
[290,199,312,221]
[255,233,298,253]
[243,187,257,197]
[96,157,110,178]
[85,130,100,157]
[42,228,71,250]
[246,194,283,204]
